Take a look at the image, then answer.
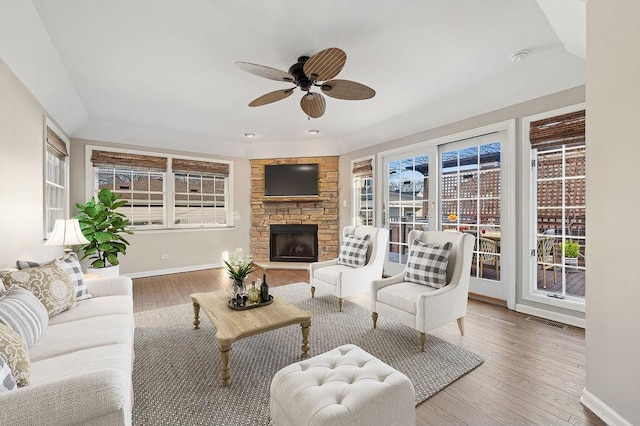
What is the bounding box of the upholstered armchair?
[309,226,388,311]
[370,230,475,351]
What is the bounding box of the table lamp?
[45,218,90,253]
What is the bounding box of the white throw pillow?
[338,234,370,268]
[404,239,452,288]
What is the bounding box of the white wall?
[0,58,67,266]
[69,138,252,277]
[338,86,586,318]
[582,1,640,424]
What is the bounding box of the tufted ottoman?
[270,344,415,426]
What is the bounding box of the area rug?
[132,282,483,425]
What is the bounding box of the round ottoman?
[270,344,415,426]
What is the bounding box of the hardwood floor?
[132,267,603,426]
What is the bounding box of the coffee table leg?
[220,343,232,387]
[300,320,310,358]
[192,301,201,329]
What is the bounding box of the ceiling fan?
[235,47,375,119]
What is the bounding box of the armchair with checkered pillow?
[309,226,388,312]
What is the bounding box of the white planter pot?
[86,264,120,277]
[564,257,578,273]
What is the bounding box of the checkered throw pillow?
[17,252,91,301]
[0,355,16,392]
[405,239,452,288]
[338,234,370,268]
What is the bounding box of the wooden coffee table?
[190,290,312,387]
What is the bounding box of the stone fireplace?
[250,156,339,263]
[270,224,318,262]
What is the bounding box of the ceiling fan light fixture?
[244,132,255,138]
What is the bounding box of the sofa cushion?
[313,264,360,286]
[338,234,370,267]
[0,262,75,317]
[376,281,438,314]
[0,356,16,392]
[404,240,452,288]
[48,295,133,326]
[0,323,29,387]
[17,252,91,301]
[2,344,133,426]
[30,314,133,362]
[0,286,48,348]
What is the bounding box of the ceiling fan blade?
[249,89,294,107]
[321,79,376,100]
[235,62,295,82]
[300,92,326,118]
[303,48,346,82]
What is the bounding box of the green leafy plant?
[76,188,133,268]
[561,240,580,258]
[223,251,255,281]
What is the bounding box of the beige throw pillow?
[0,323,29,387]
[0,262,75,317]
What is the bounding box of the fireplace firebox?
[270,224,318,262]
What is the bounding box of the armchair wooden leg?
[310,286,315,298]
[338,298,343,312]
[372,312,378,329]
[457,317,465,335]
[419,332,426,352]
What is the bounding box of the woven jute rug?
[132,282,483,425]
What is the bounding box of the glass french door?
[531,144,586,300]
[383,131,508,300]
[383,148,437,276]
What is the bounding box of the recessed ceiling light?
[244,132,255,138]
[510,50,529,63]
[308,130,319,135]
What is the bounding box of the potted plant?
[76,188,133,276]
[223,250,255,296]
[561,240,580,272]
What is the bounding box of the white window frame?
[85,146,234,231]
[351,155,375,226]
[44,119,69,239]
[520,103,586,314]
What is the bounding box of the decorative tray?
[227,295,273,311]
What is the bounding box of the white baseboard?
[124,263,222,279]
[515,303,585,328]
[581,388,633,426]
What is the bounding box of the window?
[352,157,374,226]
[44,125,69,237]
[172,158,229,226]
[530,110,586,300]
[88,148,232,229]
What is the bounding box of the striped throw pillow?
[0,355,17,392]
[337,234,370,267]
[405,240,452,289]
[0,286,48,348]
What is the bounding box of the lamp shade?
[45,219,90,246]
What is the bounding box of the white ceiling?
[0,0,585,158]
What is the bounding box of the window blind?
[172,158,230,176]
[91,150,167,171]
[46,127,69,159]
[352,159,373,177]
[530,110,585,150]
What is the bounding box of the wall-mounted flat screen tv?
[264,164,319,197]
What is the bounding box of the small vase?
[232,278,246,297]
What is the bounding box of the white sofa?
[0,276,135,426]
